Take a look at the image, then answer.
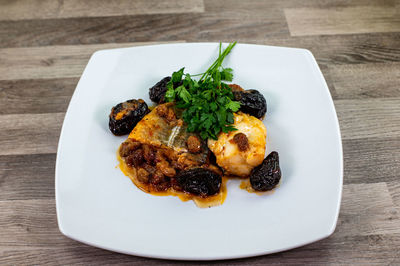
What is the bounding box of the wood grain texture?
[343,138,400,184]
[0,154,56,200]
[387,181,400,208]
[205,0,397,10]
[0,199,67,249]
[0,0,204,21]
[285,6,400,36]
[0,113,64,156]
[236,33,400,65]
[0,12,289,49]
[0,78,77,114]
[1,234,399,265]
[335,183,400,237]
[335,98,400,140]
[0,42,183,81]
[329,62,400,99]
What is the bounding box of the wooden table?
[1,0,399,264]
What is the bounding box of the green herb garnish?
[165,42,240,140]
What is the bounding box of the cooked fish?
[208,112,267,177]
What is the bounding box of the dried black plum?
[175,168,221,196]
[149,77,185,103]
[149,77,171,104]
[250,151,281,191]
[233,89,267,119]
[109,99,149,135]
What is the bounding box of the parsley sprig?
[165,42,240,140]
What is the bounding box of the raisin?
[125,149,144,167]
[143,145,156,165]
[232,133,249,151]
[119,140,141,158]
[137,168,150,183]
[186,135,202,154]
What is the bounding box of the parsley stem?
[200,42,237,82]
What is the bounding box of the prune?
[109,99,149,135]
[250,151,281,191]
[149,77,171,103]
[233,89,267,119]
[149,77,184,103]
[175,168,222,196]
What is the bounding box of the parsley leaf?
[164,83,175,102]
[165,42,240,140]
[221,68,233,82]
[171,68,184,83]
[226,99,241,112]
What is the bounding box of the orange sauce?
[115,109,128,120]
[117,153,228,208]
[240,179,277,195]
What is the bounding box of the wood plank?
[0,42,183,81]
[285,6,400,36]
[319,64,338,99]
[0,154,56,200]
[0,246,148,265]
[335,183,400,237]
[1,234,399,265]
[0,19,399,66]
[236,33,400,65]
[0,235,399,265]
[343,138,400,184]
[0,12,288,49]
[0,113,64,156]
[0,78,77,115]
[329,62,400,99]
[0,0,204,21]
[205,0,396,11]
[387,181,400,208]
[334,98,400,140]
[0,199,77,249]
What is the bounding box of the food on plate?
[109,99,149,135]
[250,151,281,191]
[175,168,222,196]
[233,89,267,119]
[207,112,266,177]
[109,42,281,207]
[117,103,225,207]
[149,76,171,104]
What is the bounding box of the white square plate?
[56,43,343,260]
